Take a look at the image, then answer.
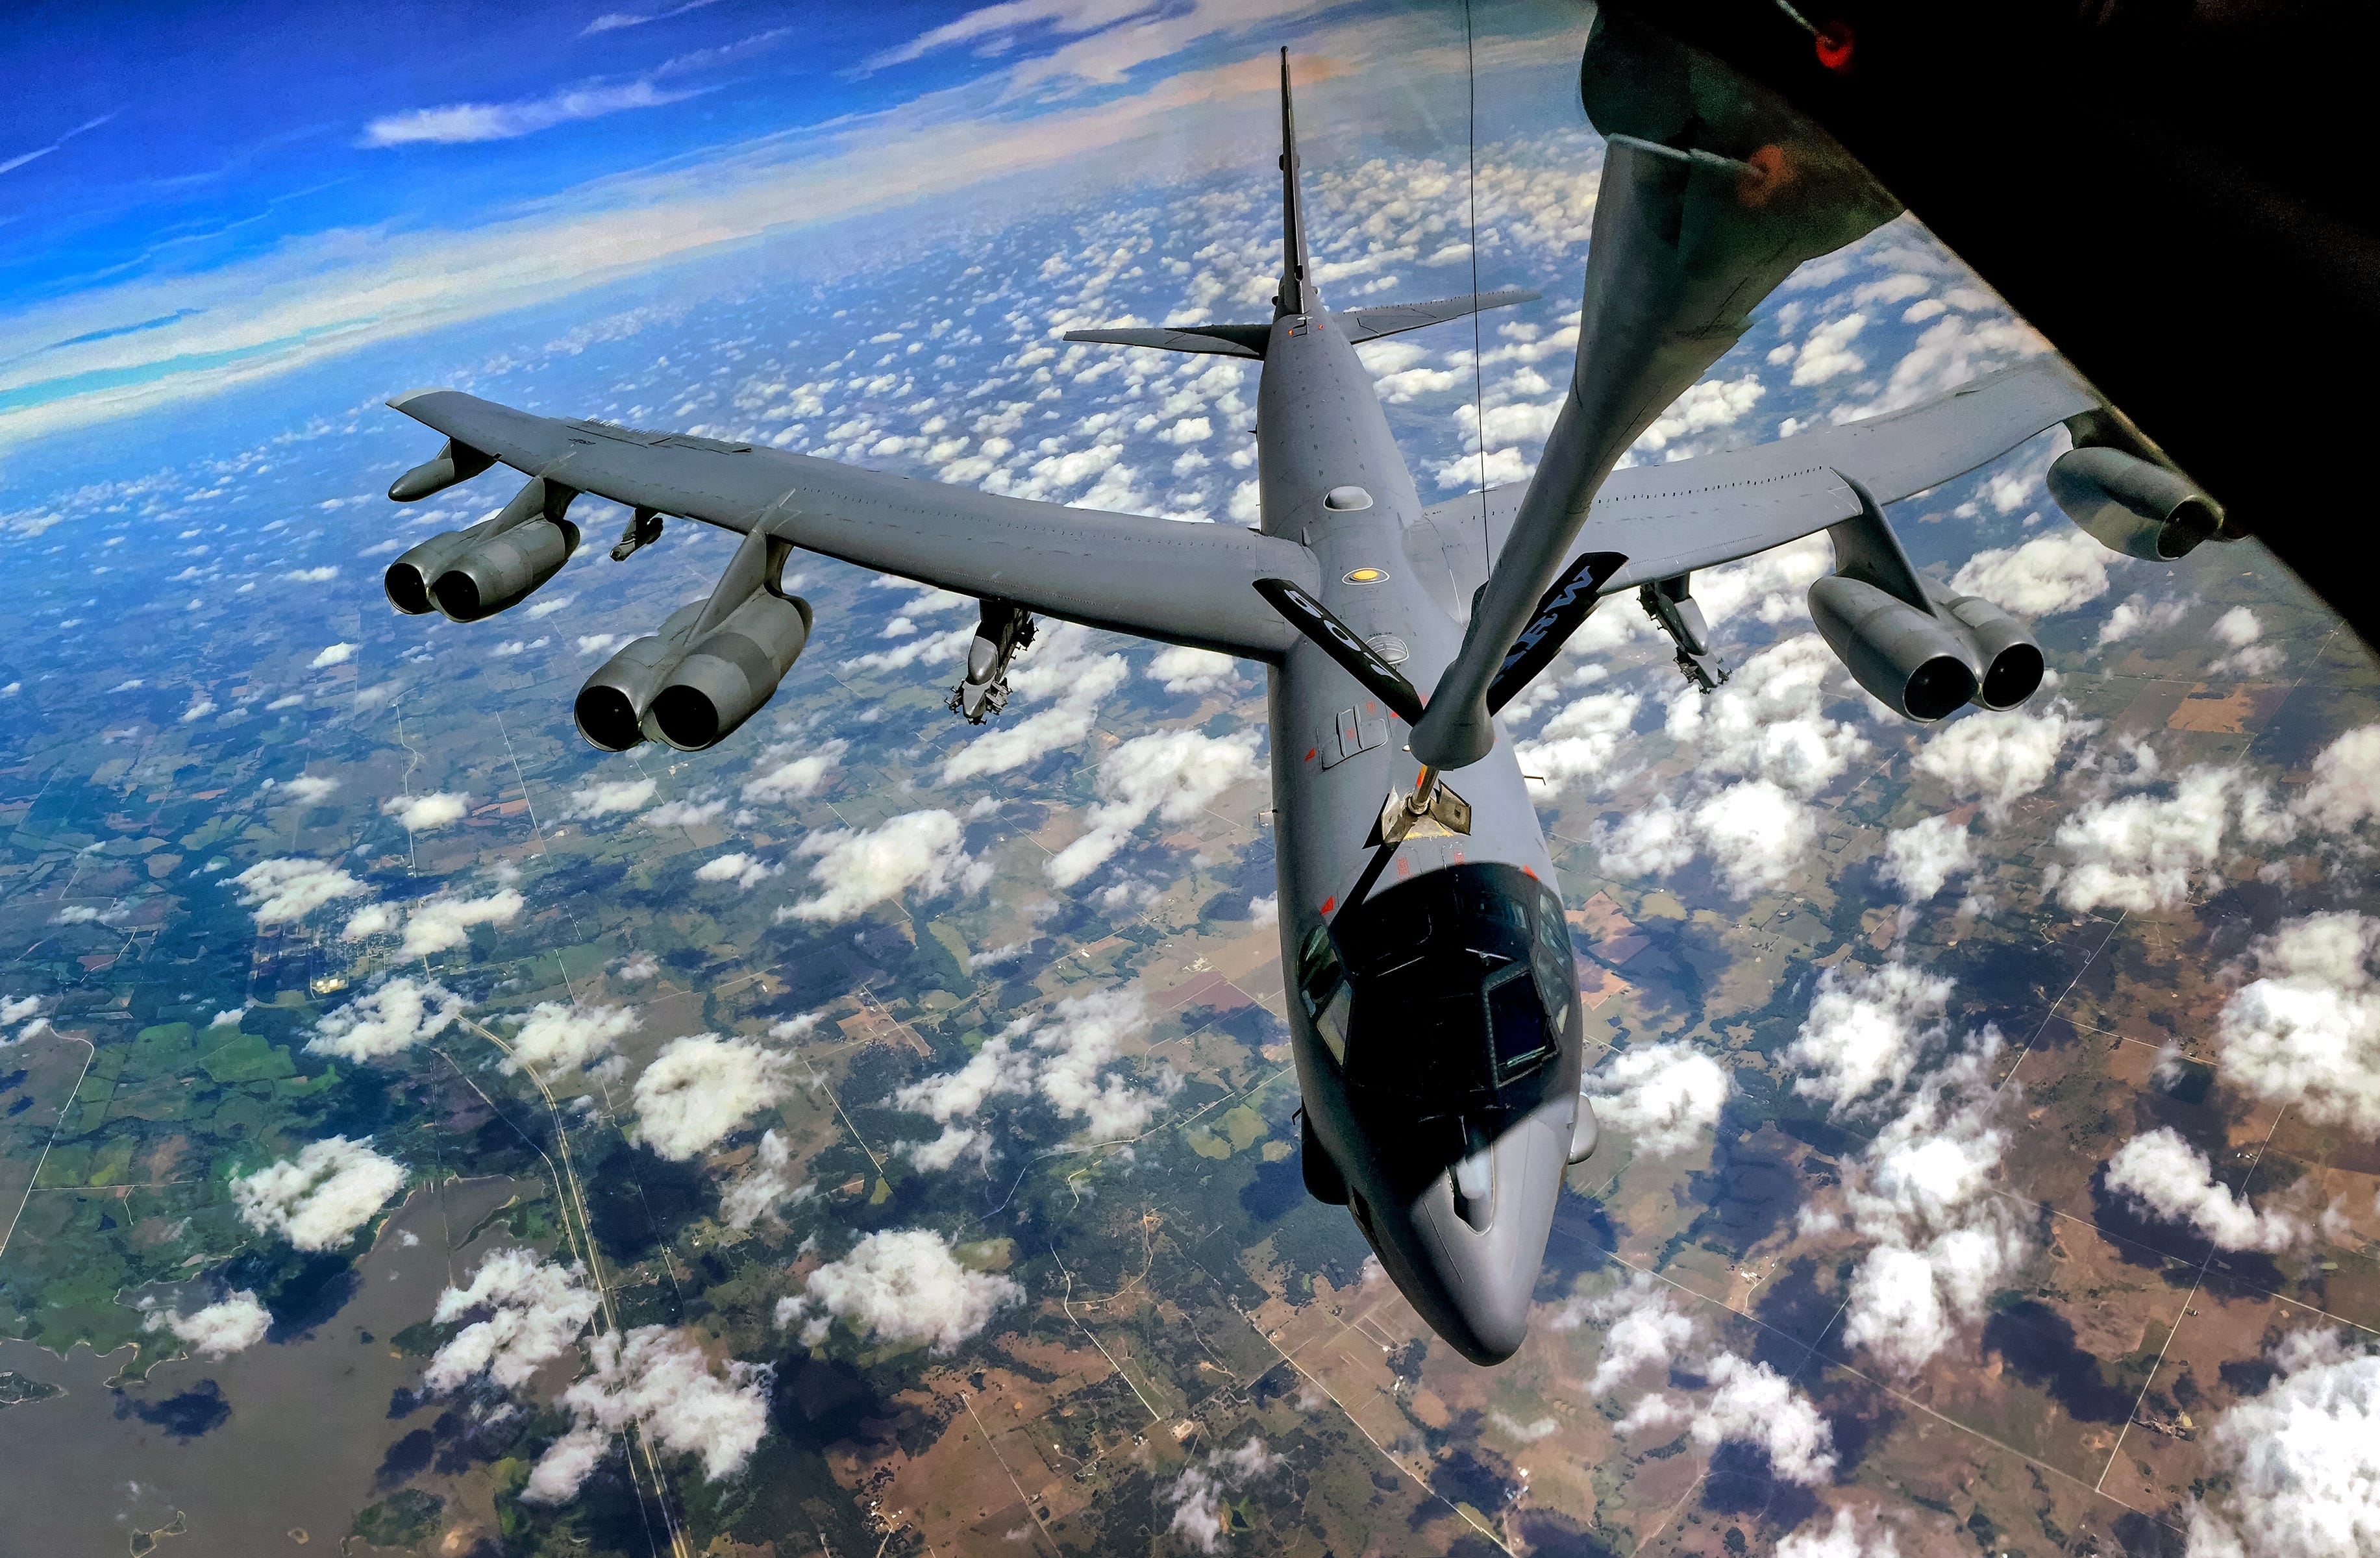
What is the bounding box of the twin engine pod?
[575,532,812,754]
[2046,445,2225,561]
[1808,473,2046,723]
[385,475,580,623]
[1808,580,2043,723]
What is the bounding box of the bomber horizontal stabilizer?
[1061,323,1271,358]
[1337,288,1541,343]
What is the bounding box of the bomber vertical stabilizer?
[1274,47,1317,318]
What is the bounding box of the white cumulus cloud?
[893,985,1176,1162]
[1882,815,1974,900]
[423,1248,600,1392]
[1690,1351,1838,1485]
[2184,1331,2380,1558]
[632,1033,791,1160]
[1776,1509,1900,1558]
[567,777,658,817]
[522,1326,770,1502]
[1832,1041,2026,1374]
[1165,1437,1283,1553]
[742,737,847,803]
[2299,724,2380,835]
[400,889,525,956]
[306,976,465,1062]
[1950,526,2112,615]
[144,1292,271,1358]
[2052,766,2237,912]
[695,852,779,890]
[1694,780,1816,895]
[939,624,1126,783]
[784,810,989,923]
[1582,1043,1729,1157]
[643,797,728,828]
[778,1228,1022,1352]
[505,1000,638,1074]
[1667,634,1868,798]
[1046,727,1260,887]
[382,791,468,830]
[1911,703,2081,819]
[1787,961,1954,1113]
[2105,1128,2310,1252]
[231,856,366,924]
[2213,912,2380,1135]
[719,1129,813,1230]
[1147,644,1235,696]
[232,1137,408,1251]
[1555,1272,1696,1396]
[1516,689,1640,794]
[1789,314,1866,386]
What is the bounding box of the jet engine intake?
[384,476,580,622]
[649,593,812,751]
[2047,446,2222,561]
[430,516,579,623]
[1808,574,1976,721]
[1926,584,2044,711]
[384,530,476,616]
[574,603,706,752]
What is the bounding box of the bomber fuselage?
[1254,306,1587,1365]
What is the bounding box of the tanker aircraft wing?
[384,386,1316,660]
[1406,356,2098,607]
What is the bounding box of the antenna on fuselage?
[1274,48,1317,318]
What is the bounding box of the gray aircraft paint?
[1249,288,1582,1361]
[378,46,2120,1365]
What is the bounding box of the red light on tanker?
[1815,19,1856,73]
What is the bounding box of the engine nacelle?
[649,593,813,751]
[1926,585,2044,711]
[2047,446,2222,561]
[384,530,477,616]
[384,477,580,622]
[574,603,706,752]
[388,438,496,502]
[429,517,579,623]
[1809,575,1976,721]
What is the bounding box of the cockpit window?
[1296,924,1351,1065]
[1484,963,1554,1082]
[1315,863,1576,1112]
[1530,880,1574,1037]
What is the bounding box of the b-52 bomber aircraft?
[375,45,2227,1364]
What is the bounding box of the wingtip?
[386,386,449,411]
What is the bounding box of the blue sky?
[0,0,1580,463]
[8,1,945,300]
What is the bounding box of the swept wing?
[385,388,1315,658]
[1406,358,2098,606]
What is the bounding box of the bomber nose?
[1411,1105,1568,1364]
